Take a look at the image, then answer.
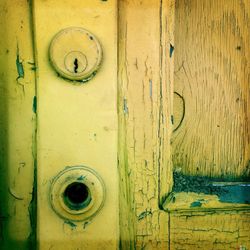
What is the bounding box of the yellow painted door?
[0,1,250,250]
[1,1,119,249]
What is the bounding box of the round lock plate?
[49,27,103,82]
[50,166,105,221]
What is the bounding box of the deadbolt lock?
[49,27,103,82]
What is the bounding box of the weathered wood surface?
[172,0,250,178]
[1,1,250,249]
[118,0,174,248]
[170,210,250,249]
[0,1,36,249]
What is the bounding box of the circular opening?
[63,182,91,210]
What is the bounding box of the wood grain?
[172,0,250,178]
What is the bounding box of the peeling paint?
[173,172,250,204]
[83,221,91,229]
[123,98,129,114]
[138,210,152,220]
[64,220,77,229]
[32,96,37,114]
[16,44,24,80]
[190,201,202,208]
[77,175,86,181]
[28,160,37,249]
[213,183,250,204]
[169,43,174,57]
[27,61,36,71]
[18,162,26,173]
[171,115,174,125]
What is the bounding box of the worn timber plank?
[118,0,174,248]
[172,0,250,178]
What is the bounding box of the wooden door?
[165,1,250,249]
[0,1,249,249]
[118,0,250,249]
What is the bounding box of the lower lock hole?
[63,182,91,210]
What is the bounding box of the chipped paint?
[77,175,86,181]
[169,43,174,57]
[64,220,77,229]
[173,172,250,204]
[118,1,175,248]
[138,210,152,221]
[32,96,37,113]
[83,221,91,229]
[28,160,37,249]
[213,183,250,204]
[123,98,128,114]
[170,210,250,249]
[190,201,202,208]
[16,44,24,80]
[0,1,37,248]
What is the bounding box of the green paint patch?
[138,210,152,220]
[170,43,174,57]
[190,201,202,208]
[16,45,24,80]
[77,175,86,181]
[173,172,250,204]
[213,183,250,204]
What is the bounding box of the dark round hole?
[63,182,91,210]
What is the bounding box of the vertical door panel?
[118,0,175,248]
[33,1,118,249]
[0,1,36,249]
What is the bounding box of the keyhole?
[74,58,78,73]
[63,182,91,210]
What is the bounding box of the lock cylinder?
[50,166,105,221]
[49,27,103,82]
[63,182,92,211]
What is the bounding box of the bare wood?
[172,0,250,178]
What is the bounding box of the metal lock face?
[50,166,106,221]
[49,27,103,82]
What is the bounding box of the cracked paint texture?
[170,210,250,249]
[118,0,175,248]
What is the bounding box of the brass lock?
[49,27,103,82]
